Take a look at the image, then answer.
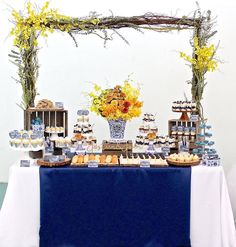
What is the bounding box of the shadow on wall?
[0,183,7,209]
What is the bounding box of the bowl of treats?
[167,153,200,167]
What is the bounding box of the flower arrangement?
[180,36,218,119]
[89,81,143,121]
[10,2,100,50]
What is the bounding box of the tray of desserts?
[119,153,168,167]
[71,154,119,167]
[37,156,71,167]
[45,126,65,134]
[172,101,197,112]
[167,153,200,167]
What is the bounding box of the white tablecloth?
[0,164,235,247]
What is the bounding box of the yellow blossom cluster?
[180,37,218,73]
[89,81,143,121]
[10,1,100,50]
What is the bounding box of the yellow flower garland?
[10,2,100,50]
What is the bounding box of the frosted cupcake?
[77,115,83,122]
[31,139,38,148]
[37,138,44,147]
[9,139,14,147]
[84,115,89,122]
[65,137,71,146]
[14,139,21,148]
[22,139,30,148]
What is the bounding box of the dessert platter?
[72,110,97,145]
[134,113,175,155]
[172,100,197,121]
[71,154,119,167]
[37,155,71,167]
[167,153,200,166]
[45,126,65,140]
[120,153,168,167]
[172,101,197,112]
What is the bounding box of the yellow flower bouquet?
[180,36,218,119]
[89,80,143,139]
[89,81,143,121]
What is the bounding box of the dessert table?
[0,163,235,247]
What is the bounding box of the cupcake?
[22,139,30,148]
[65,137,71,146]
[31,139,38,148]
[77,116,83,122]
[14,139,21,148]
[9,139,14,147]
[191,102,197,111]
[84,115,89,122]
[187,101,192,111]
[37,138,44,147]
[172,101,177,111]
[182,101,187,111]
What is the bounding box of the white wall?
[0,0,236,182]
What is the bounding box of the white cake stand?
[45,131,64,141]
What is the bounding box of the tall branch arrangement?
[9,1,217,115]
[180,8,218,120]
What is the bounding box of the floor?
[0,183,7,209]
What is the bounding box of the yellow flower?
[89,80,142,121]
[180,37,218,73]
[11,1,78,50]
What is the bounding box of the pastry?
[193,154,199,161]
[89,154,95,161]
[100,155,106,164]
[95,155,100,163]
[77,155,84,164]
[72,155,78,164]
[83,155,89,163]
[105,155,112,163]
[111,155,118,164]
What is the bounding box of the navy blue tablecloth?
[40,167,191,247]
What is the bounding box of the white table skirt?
[0,164,235,247]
